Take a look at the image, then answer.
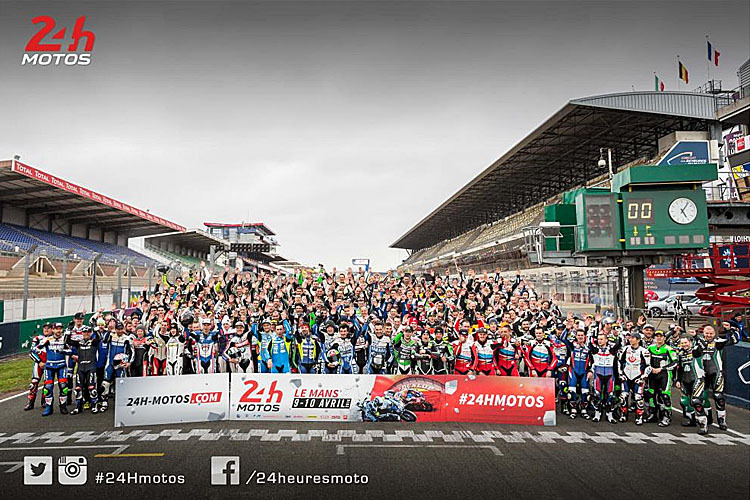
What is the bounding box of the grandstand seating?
[0,223,155,266]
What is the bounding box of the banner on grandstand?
[114,373,229,427]
[11,160,185,232]
[229,373,556,425]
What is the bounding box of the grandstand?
[0,158,185,312]
[393,89,745,275]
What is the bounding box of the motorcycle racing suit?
[646,343,678,426]
[366,334,393,374]
[618,344,650,424]
[38,334,71,415]
[698,329,739,430]
[676,340,708,434]
[67,332,100,414]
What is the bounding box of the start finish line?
[114,373,556,427]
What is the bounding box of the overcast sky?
[1,1,748,271]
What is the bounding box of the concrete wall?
[71,223,87,238]
[1,205,25,225]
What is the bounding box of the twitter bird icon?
[24,456,52,485]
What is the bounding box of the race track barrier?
[114,373,556,427]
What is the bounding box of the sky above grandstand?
[1,1,748,271]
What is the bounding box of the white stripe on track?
[0,391,26,404]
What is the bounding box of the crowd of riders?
[25,263,742,435]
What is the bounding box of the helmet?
[179,309,195,328]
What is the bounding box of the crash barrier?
[0,311,100,359]
[114,373,556,427]
[726,342,750,409]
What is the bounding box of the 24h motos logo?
[22,15,95,66]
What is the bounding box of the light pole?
[60,248,75,315]
[91,252,102,312]
[22,244,38,320]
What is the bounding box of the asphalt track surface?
[0,390,748,500]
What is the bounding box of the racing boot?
[70,401,83,415]
[706,408,714,426]
[561,401,570,416]
[697,415,709,435]
[592,410,602,422]
[100,400,108,412]
[681,411,696,427]
[606,411,617,424]
[91,403,99,414]
[59,403,68,415]
[42,403,53,417]
[717,410,727,431]
[634,413,644,426]
[645,409,658,423]
[658,412,671,427]
[619,407,628,423]
[24,382,39,410]
[569,405,577,419]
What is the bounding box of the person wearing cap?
[641,323,656,347]
[100,321,134,412]
[645,330,678,427]
[618,330,650,425]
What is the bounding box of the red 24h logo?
[22,15,95,66]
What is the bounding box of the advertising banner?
[657,140,710,166]
[114,373,229,427]
[11,160,185,232]
[229,373,556,425]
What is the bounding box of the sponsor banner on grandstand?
[229,373,555,425]
[657,140,710,166]
[11,160,185,232]
[114,373,229,427]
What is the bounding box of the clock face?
[668,197,698,225]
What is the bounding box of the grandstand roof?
[1,160,186,237]
[391,91,722,250]
[145,229,228,253]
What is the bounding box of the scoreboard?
[572,163,716,254]
[620,189,708,250]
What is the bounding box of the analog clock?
[668,197,698,225]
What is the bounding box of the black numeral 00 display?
[626,199,654,223]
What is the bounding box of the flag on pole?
[707,40,720,66]
[678,61,689,84]
[654,73,665,91]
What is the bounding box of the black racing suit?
[66,334,100,410]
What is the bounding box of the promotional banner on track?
[114,373,230,427]
[229,373,556,425]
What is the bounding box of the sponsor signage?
[657,140,710,166]
[114,373,229,427]
[229,373,556,425]
[11,160,185,232]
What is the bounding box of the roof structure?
[1,159,185,237]
[391,92,722,250]
[144,229,228,253]
[204,222,276,236]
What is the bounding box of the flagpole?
[707,35,711,83]
[676,55,680,89]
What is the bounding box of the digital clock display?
[625,198,654,224]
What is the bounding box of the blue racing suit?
[39,335,71,409]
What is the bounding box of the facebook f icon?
[211,456,240,485]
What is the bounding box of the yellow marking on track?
[94,453,165,458]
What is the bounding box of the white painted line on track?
[0,391,26,404]
[336,444,504,456]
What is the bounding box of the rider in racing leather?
[37,323,71,416]
[191,318,219,374]
[451,328,474,375]
[618,331,650,425]
[588,332,621,424]
[100,321,134,412]
[366,320,393,374]
[523,327,558,378]
[470,328,496,375]
[24,323,51,411]
[697,324,739,430]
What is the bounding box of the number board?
[620,189,708,251]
